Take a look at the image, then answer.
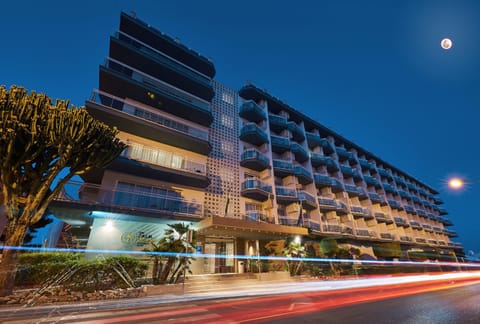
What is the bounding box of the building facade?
[41,12,462,273]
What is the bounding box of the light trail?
[1,244,479,269]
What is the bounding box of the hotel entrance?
[203,237,235,274]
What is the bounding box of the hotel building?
[26,12,462,273]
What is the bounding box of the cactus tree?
[0,86,126,296]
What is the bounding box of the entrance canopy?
[195,216,308,240]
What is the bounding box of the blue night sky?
[1,1,479,256]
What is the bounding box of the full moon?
[441,38,453,50]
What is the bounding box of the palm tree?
[282,240,306,276]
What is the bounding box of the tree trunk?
[0,223,27,296]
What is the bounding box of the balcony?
[375,212,393,224]
[437,216,453,226]
[416,209,427,218]
[433,197,444,205]
[287,121,305,142]
[416,238,427,244]
[336,147,354,162]
[393,176,406,186]
[340,165,354,178]
[56,181,204,220]
[314,174,333,188]
[268,114,288,132]
[306,132,322,149]
[245,211,274,224]
[298,191,317,210]
[99,60,213,126]
[432,226,443,233]
[364,175,381,188]
[383,183,397,194]
[355,229,376,238]
[118,143,210,188]
[368,192,384,204]
[239,101,266,122]
[410,221,422,229]
[428,239,438,245]
[310,152,330,168]
[400,236,413,243]
[240,123,269,146]
[87,90,211,155]
[394,217,409,227]
[290,143,309,163]
[272,159,295,177]
[418,188,427,197]
[438,208,448,215]
[278,216,298,226]
[444,229,458,238]
[411,196,421,203]
[119,13,215,78]
[378,168,393,180]
[422,224,433,232]
[330,178,345,193]
[406,182,417,192]
[320,138,335,154]
[240,149,270,171]
[388,199,403,211]
[270,135,290,154]
[335,201,349,215]
[241,179,272,202]
[404,205,416,215]
[344,184,364,197]
[294,165,313,185]
[323,224,353,235]
[275,186,298,204]
[359,158,374,171]
[303,219,321,231]
[438,241,447,246]
[351,206,373,219]
[380,233,394,240]
[398,189,411,200]
[110,34,214,101]
[318,197,337,211]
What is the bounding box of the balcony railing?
[240,123,269,146]
[105,58,211,112]
[240,149,270,171]
[410,221,422,229]
[298,191,316,205]
[398,189,411,200]
[121,143,206,174]
[364,175,381,188]
[375,212,392,223]
[356,229,376,238]
[294,165,313,184]
[273,159,294,174]
[404,205,416,214]
[290,143,309,162]
[90,90,209,141]
[335,147,353,162]
[306,132,322,148]
[388,199,403,210]
[57,181,203,217]
[245,211,274,224]
[344,184,364,197]
[400,236,413,242]
[268,114,288,131]
[270,135,290,152]
[314,174,332,188]
[239,101,266,122]
[383,183,397,194]
[351,206,372,219]
[287,121,305,142]
[394,217,409,226]
[320,138,334,154]
[380,233,394,240]
[393,176,406,186]
[275,186,298,198]
[416,238,427,244]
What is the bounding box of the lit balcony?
[394,217,409,227]
[330,178,345,193]
[388,199,403,211]
[336,147,353,162]
[278,216,297,226]
[375,212,393,224]
[344,184,364,197]
[268,114,288,132]
[110,34,214,101]
[368,192,384,204]
[444,229,458,238]
[99,60,213,126]
[314,174,332,188]
[438,241,447,246]
[245,211,274,224]
[380,233,394,240]
[351,206,373,219]
[239,101,266,122]
[323,224,353,235]
[117,144,210,188]
[290,143,309,163]
[304,220,321,231]
[294,165,313,185]
[241,179,272,202]
[56,181,204,220]
[272,159,295,177]
[416,209,427,218]
[355,229,376,238]
[306,132,322,149]
[320,138,335,154]
[240,149,270,171]
[427,239,437,245]
[287,121,305,142]
[87,90,211,155]
[298,191,317,210]
[318,197,337,211]
[415,238,427,244]
[433,226,443,233]
[422,224,433,232]
[335,201,349,215]
[410,221,422,229]
[240,123,269,146]
[270,135,290,154]
[400,236,413,243]
[275,186,298,204]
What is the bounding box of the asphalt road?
[2,274,480,323]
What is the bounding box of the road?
[1,272,480,323]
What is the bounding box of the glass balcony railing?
[318,197,337,208]
[290,143,309,162]
[239,101,266,122]
[240,149,270,171]
[380,233,394,240]
[335,147,353,162]
[314,174,332,188]
[404,205,416,214]
[275,186,298,199]
[388,199,403,210]
[393,176,406,185]
[410,221,422,229]
[294,165,313,184]
[57,181,203,217]
[105,58,211,112]
[340,165,354,178]
[241,179,272,192]
[121,143,206,174]
[287,121,305,142]
[398,189,411,200]
[245,211,274,224]
[374,212,392,223]
[359,158,373,170]
[330,178,345,192]
[364,175,381,187]
[240,123,269,146]
[268,114,288,131]
[383,183,397,194]
[90,90,209,141]
[310,152,329,167]
[394,217,408,226]
[298,191,316,205]
[241,179,272,202]
[273,159,294,173]
[306,132,322,148]
[400,236,413,242]
[270,135,290,152]
[356,229,376,238]
[406,182,417,192]
[344,184,364,197]
[378,168,393,180]
[320,138,334,154]
[416,209,427,217]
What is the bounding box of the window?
[221,114,234,128]
[222,93,234,105]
